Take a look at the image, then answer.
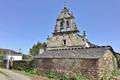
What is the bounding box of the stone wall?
[47,33,85,49]
[31,58,99,79]
[80,58,99,80]
[0,60,30,70]
[31,58,81,74]
[98,50,118,80]
[0,60,6,68]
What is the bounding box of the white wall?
[4,55,22,61]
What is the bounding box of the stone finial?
[83,31,87,37]
[19,48,23,54]
[47,35,50,40]
[83,31,87,41]
[83,31,90,48]
[64,0,67,7]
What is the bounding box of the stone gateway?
[31,6,118,80]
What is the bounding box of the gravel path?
[0,68,31,80]
[0,72,9,80]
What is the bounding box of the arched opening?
[60,21,64,32]
[66,20,70,31]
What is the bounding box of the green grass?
[14,69,87,80]
[112,70,120,77]
[13,70,39,78]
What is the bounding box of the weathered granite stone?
[47,33,86,49]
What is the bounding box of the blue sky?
[0,0,120,54]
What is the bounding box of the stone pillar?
[56,21,61,32]
[70,19,75,31]
[83,31,90,48]
[6,60,9,69]
[64,19,67,31]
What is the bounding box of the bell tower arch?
[54,6,79,33]
[47,5,90,50]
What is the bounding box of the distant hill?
[0,48,20,55]
[0,48,21,60]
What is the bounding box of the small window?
[63,39,66,45]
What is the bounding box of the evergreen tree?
[29,42,46,56]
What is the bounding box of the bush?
[0,54,3,60]
[45,72,58,79]
[59,75,69,80]
[13,61,30,71]
[36,71,86,80]
[112,67,119,76]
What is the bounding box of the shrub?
[0,54,3,60]
[59,75,69,80]
[70,74,87,80]
[13,61,30,71]
[36,71,86,80]
[45,72,57,79]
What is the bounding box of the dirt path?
[0,68,31,80]
[0,73,9,80]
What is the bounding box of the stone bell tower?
[54,5,79,33]
[47,6,90,50]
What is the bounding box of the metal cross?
[64,0,67,6]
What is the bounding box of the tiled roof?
[4,50,22,56]
[36,46,113,59]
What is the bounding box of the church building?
[31,6,117,80]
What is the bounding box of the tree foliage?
[29,42,46,56]
[114,52,120,68]
[0,50,3,60]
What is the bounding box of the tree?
[114,52,120,68]
[0,49,4,60]
[29,42,47,56]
